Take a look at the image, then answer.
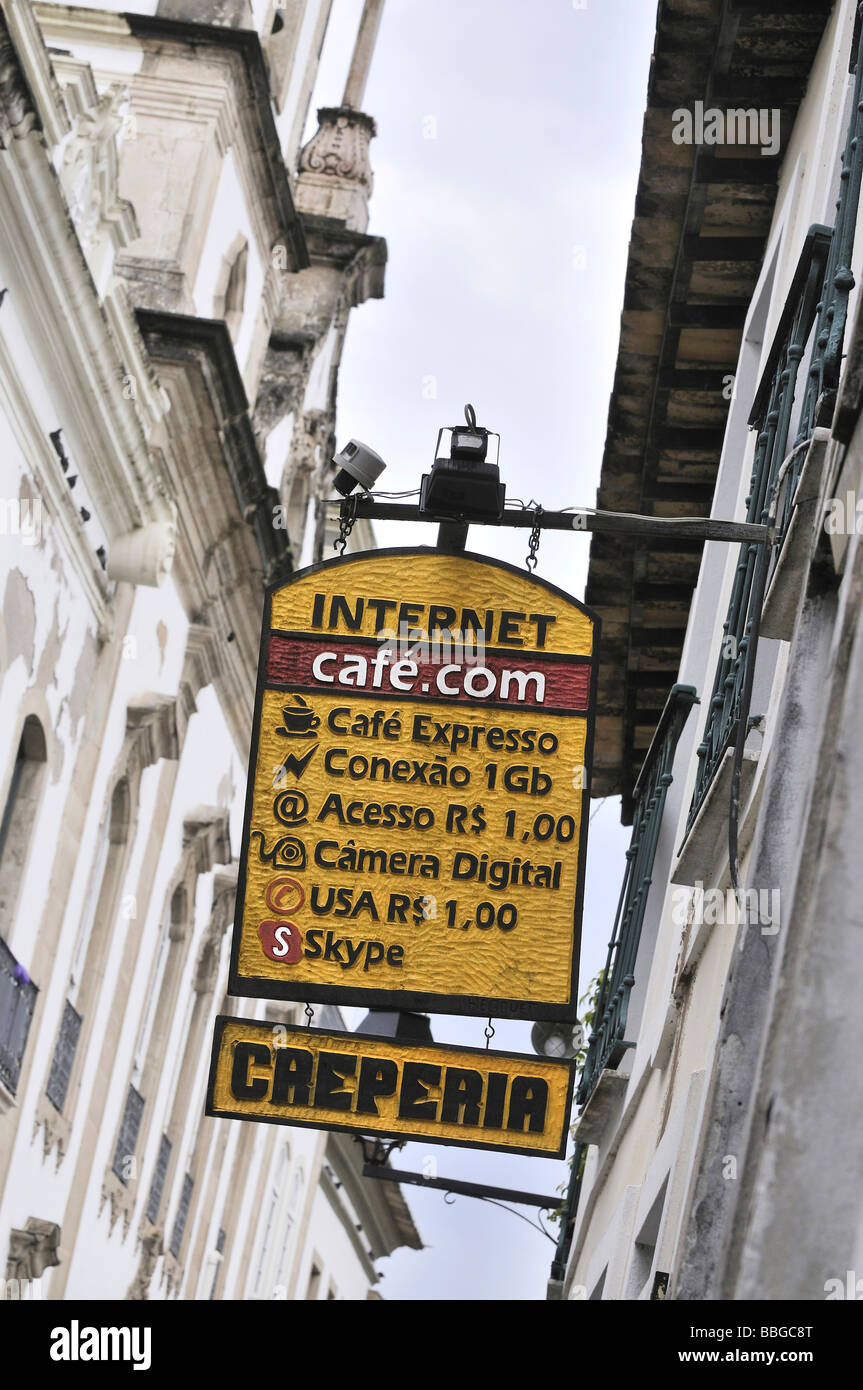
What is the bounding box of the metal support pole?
[362,1164,559,1209]
[341,497,769,547]
[436,520,469,554]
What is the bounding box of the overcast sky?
[306,0,659,1300]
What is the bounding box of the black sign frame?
[205,1014,576,1160]
[227,547,600,1022]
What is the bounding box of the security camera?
[332,439,386,496]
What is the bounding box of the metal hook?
[464,403,477,430]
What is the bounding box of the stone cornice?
[135,309,292,589]
[0,1,67,148]
[325,1131,422,1262]
[318,1162,378,1285]
[194,861,237,994]
[181,806,231,878]
[121,11,308,272]
[126,1226,161,1301]
[5,1217,62,1280]
[0,13,39,145]
[125,694,181,771]
[300,215,387,300]
[0,16,177,591]
[0,331,111,632]
[182,621,223,703]
[101,1165,136,1238]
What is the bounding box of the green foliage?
[571,967,606,1078]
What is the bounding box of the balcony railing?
[687,8,863,835]
[0,936,38,1097]
[577,685,697,1107]
[686,227,830,827]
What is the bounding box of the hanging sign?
[228,548,598,1020]
[206,1015,576,1158]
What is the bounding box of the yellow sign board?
[206,1015,575,1158]
[228,548,598,1020]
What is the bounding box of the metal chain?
[525,502,543,571]
[304,1002,314,1029]
[334,494,358,555]
[484,1018,496,1050]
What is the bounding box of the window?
[133,885,186,1080]
[45,1000,82,1113]
[46,780,132,1125]
[145,1133,172,1226]
[214,235,248,342]
[254,1144,290,1298]
[284,467,311,556]
[274,1165,304,1293]
[626,1178,668,1300]
[169,1172,194,1260]
[111,1085,145,1185]
[67,780,129,1001]
[0,935,38,1097]
[0,716,47,935]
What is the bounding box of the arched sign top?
[229,547,599,1021]
[267,548,597,662]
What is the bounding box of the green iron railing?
[687,5,863,834]
[687,227,830,825]
[577,685,697,1107]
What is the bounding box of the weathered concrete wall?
[568,0,863,1303]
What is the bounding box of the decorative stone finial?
[296,107,377,232]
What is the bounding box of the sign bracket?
[338,496,770,548]
[361,1162,560,1212]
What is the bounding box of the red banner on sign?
[266,634,591,713]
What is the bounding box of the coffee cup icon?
[276,696,320,738]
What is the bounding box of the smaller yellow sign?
[206,1016,575,1159]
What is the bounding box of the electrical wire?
[365,488,421,499]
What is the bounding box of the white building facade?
[0,0,420,1300]
[555,0,863,1302]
